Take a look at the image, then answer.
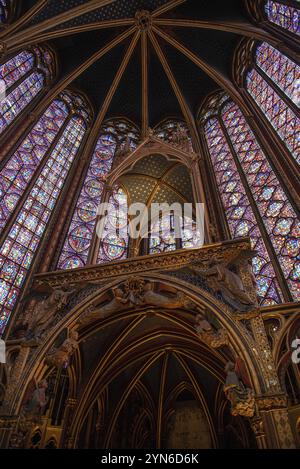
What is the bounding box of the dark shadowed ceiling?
[14,0,253,128]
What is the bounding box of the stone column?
[256,395,296,449]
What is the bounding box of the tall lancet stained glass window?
[265,1,300,35]
[57,119,140,269]
[0,99,68,232]
[202,94,300,305]
[246,42,299,164]
[0,47,55,134]
[97,186,129,264]
[0,92,90,333]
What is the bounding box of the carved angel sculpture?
[142,282,194,309]
[190,258,255,311]
[22,282,79,343]
[79,287,130,326]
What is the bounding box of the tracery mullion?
[252,47,299,114]
[0,112,71,248]
[89,185,113,265]
[218,116,291,302]
[253,60,300,118]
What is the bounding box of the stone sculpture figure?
[22,379,48,423]
[142,282,194,309]
[79,279,196,325]
[79,287,131,326]
[22,283,78,343]
[45,330,79,369]
[190,258,255,311]
[194,312,228,349]
[223,361,255,417]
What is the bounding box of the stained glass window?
[265,1,300,35]
[203,96,300,305]
[246,46,300,164]
[255,42,300,107]
[0,0,10,23]
[206,120,281,305]
[150,213,177,254]
[222,101,299,301]
[97,186,129,264]
[0,94,89,333]
[149,214,202,254]
[57,134,115,270]
[154,119,193,152]
[0,99,69,233]
[0,47,54,134]
[57,119,140,270]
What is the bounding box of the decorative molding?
[31,238,252,289]
[256,393,287,411]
